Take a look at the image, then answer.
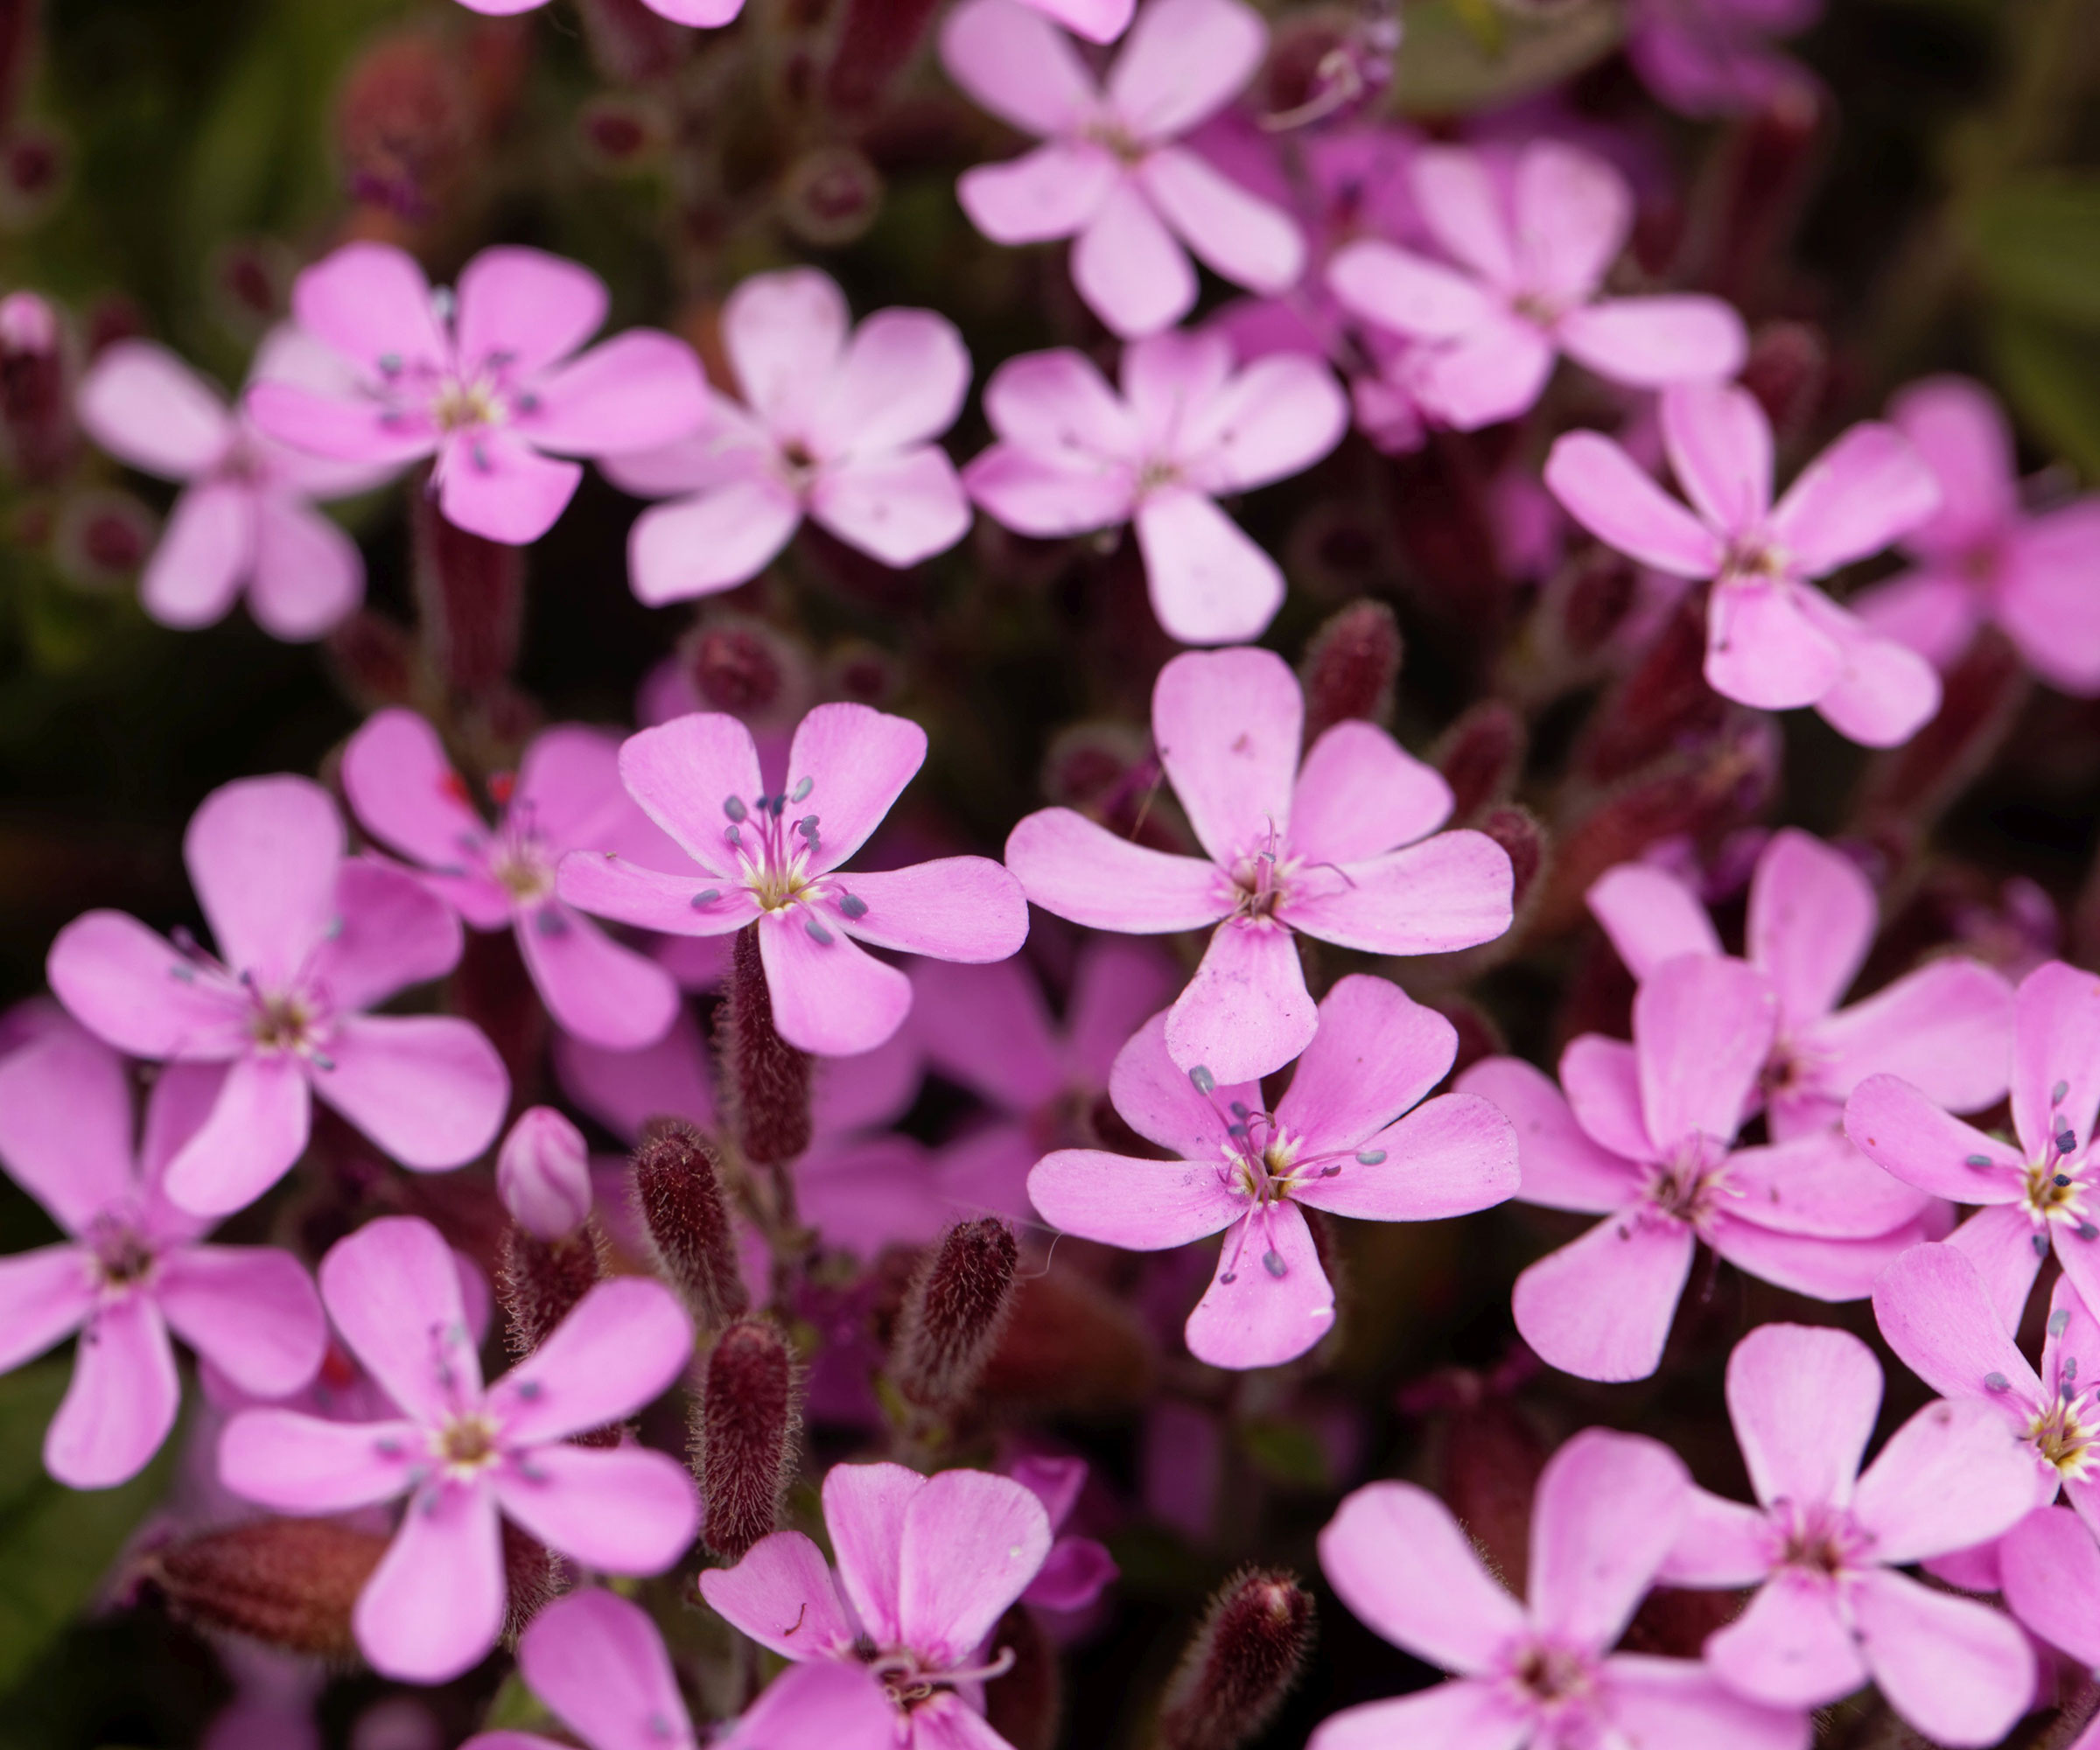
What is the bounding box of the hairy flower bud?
[139,1519,388,1659]
[720,924,812,1166]
[634,1119,747,1330]
[335,28,472,221]
[412,490,522,694]
[1435,700,1526,823]
[1155,1568,1315,1750]
[496,1220,606,1363]
[1300,600,1401,743]
[694,1317,801,1559]
[1479,805,1548,918]
[892,1217,1019,1410]
[498,1107,592,1242]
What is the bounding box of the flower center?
[1226,823,1294,922]
[1642,1134,1732,1228]
[703,780,868,942]
[487,838,556,906]
[864,1644,1016,1712]
[1079,116,1147,166]
[1506,1640,1594,1712]
[2026,1395,2099,1480]
[1772,1500,1869,1578]
[250,988,329,1062]
[2019,1081,2097,1242]
[87,1217,157,1292]
[1133,457,1182,500]
[434,1412,501,1474]
[428,374,509,434]
[1722,536,1792,585]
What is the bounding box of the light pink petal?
[1656,1485,1774,1587]
[1073,182,1197,340]
[724,1667,900,1750]
[290,242,446,376]
[1746,830,1874,1026]
[1028,1148,1242,1248]
[1003,808,1226,933]
[1025,1533,1117,1610]
[1274,974,1455,1152]
[1180,354,1348,496]
[615,711,763,871]
[1769,420,1942,578]
[1586,862,1720,981]
[1799,592,1944,747]
[186,774,343,989]
[1184,1199,1335,1368]
[1018,0,1130,38]
[556,1009,716,1143]
[1560,1035,1651,1162]
[490,1276,692,1442]
[46,911,247,1061]
[1279,831,1514,956]
[757,909,914,1056]
[1727,1131,1931,1238]
[1561,295,1748,392]
[808,447,972,569]
[723,269,848,430]
[1297,1092,1518,1222]
[159,1054,312,1220]
[1850,1568,2034,1749]
[1888,375,2018,553]
[983,347,1137,460]
[811,309,970,458]
[1513,1214,1695,1382]
[244,381,437,468]
[456,247,607,379]
[1311,1685,1530,1750]
[911,958,1063,1111]
[437,430,584,546]
[1459,1055,1637,1213]
[518,904,681,1050]
[218,1408,419,1511]
[157,1243,326,1397]
[1661,380,1774,535]
[1103,1009,1251,1158]
[1106,0,1264,138]
[0,1245,94,1382]
[1135,489,1283,645]
[1600,1654,1812,1750]
[1851,567,1983,670]
[830,859,1029,965]
[515,723,650,854]
[1318,1482,1523,1675]
[1999,501,2100,694]
[787,701,927,873]
[1724,1321,1880,1510]
[2012,959,2100,1166]
[514,1590,693,1750]
[939,0,1100,136]
[1066,939,1180,1083]
[1139,147,1303,297]
[1528,1426,1690,1649]
[1514,141,1630,301]
[247,495,363,640]
[1635,953,1775,1149]
[636,0,745,20]
[1843,1073,2020,1202]
[139,481,253,630]
[1326,241,1494,342]
[320,1214,481,1420]
[1152,645,1300,862]
[341,708,486,866]
[1873,1241,2040,1403]
[1852,1396,2041,1561]
[46,1293,179,1488]
[355,1479,507,1683]
[896,1468,1052,1662]
[1712,1214,1942,1302]
[700,1529,858,1659]
[314,1014,508,1171]
[77,340,234,478]
[1707,578,1846,710]
[1704,1571,1864,1708]
[2000,1505,2100,1666]
[556,853,759,939]
[1288,723,1452,867]
[315,858,466,1012]
[522,331,710,457]
[800,1135,948,1253]
[1544,430,1726,578]
[958,144,1118,245]
[1165,921,1315,1086]
[0,1023,137,1235]
[963,444,1131,537]
[606,416,769,503]
[1407,318,1558,430]
[1814,958,2014,1119]
[824,1460,925,1646]
[493,1442,698,1572]
[1410,146,1517,287]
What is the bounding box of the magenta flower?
[1853,374,2100,693]
[248,242,708,545]
[1326,141,1746,431]
[700,1460,1054,1750]
[1846,958,2100,1330]
[1657,1323,2036,1747]
[76,330,394,640]
[1627,0,1822,117]
[1031,976,1519,1369]
[219,1216,699,1684]
[1587,829,2015,1138]
[603,270,972,605]
[963,331,1348,646]
[1545,382,1944,746]
[1312,1428,1809,1750]
[1006,647,1511,1083]
[46,775,509,1219]
[452,0,741,24]
[1460,955,1941,1382]
[557,704,1029,1056]
[1009,1454,1118,1614]
[941,0,1304,339]
[342,708,682,1051]
[1999,1505,2100,1682]
[0,1019,326,1488]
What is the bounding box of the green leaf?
[1237,1418,1333,1491]
[1396,0,1622,116]
[1968,174,2100,331]
[1990,308,2100,480]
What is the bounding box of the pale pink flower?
[1545,382,1944,745]
[496,1107,593,1242]
[248,242,708,545]
[219,1216,698,1684]
[1657,1323,2036,1746]
[1031,976,1519,1369]
[1627,0,1821,117]
[1853,374,2100,693]
[941,0,1305,339]
[558,704,1029,1056]
[76,330,393,640]
[1008,1454,1118,1615]
[963,331,1348,645]
[46,776,510,1219]
[1846,959,2100,1330]
[1312,1428,1809,1750]
[1006,647,1511,1083]
[1999,1505,2100,1682]
[0,1018,326,1488]
[1587,829,2014,1138]
[700,1460,1054,1750]
[1460,955,1942,1383]
[452,0,742,22]
[1327,141,1746,430]
[604,270,972,605]
[342,709,682,1051]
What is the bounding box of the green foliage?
[1968,173,2100,478]
[1394,0,1622,116]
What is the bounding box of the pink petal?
[140,481,253,629]
[456,247,606,379]
[1407,318,1558,430]
[896,1468,1052,1663]
[1853,1397,2043,1562]
[1558,296,1747,389]
[700,1530,858,1659]
[1018,0,1131,39]
[1317,1481,1525,1675]
[1024,1533,1117,1610]
[1274,974,1456,1151]
[1814,957,2014,1121]
[1104,1009,1253,1158]
[490,1277,693,1443]
[723,269,848,430]
[1999,501,2100,694]
[1657,1485,1774,1587]
[438,430,583,545]
[556,853,759,938]
[1712,1214,1940,1303]
[911,958,1065,1111]
[788,701,928,872]
[314,1014,508,1170]
[1106,0,1264,138]
[627,482,800,603]
[939,0,1100,136]
[606,402,775,500]
[984,351,1136,466]
[159,1054,312,1219]
[825,1460,924,1645]
[340,709,497,892]
[802,1135,948,1254]
[0,1022,138,1235]
[1843,1073,2020,1202]
[77,340,234,478]
[157,1243,326,1397]
[1600,1654,1811,1750]
[2000,1505,2100,1666]
[247,495,363,640]
[354,1479,507,1683]
[46,1293,180,1488]
[1309,1684,1530,1750]
[0,1247,94,1373]
[1513,1213,1696,1383]
[1660,380,1773,533]
[518,904,680,1051]
[1165,920,1315,1086]
[316,858,466,1012]
[515,723,653,855]
[1586,863,1723,982]
[556,1008,717,1142]
[217,1409,421,1511]
[1528,1427,1690,1649]
[1872,1241,2040,1404]
[1152,645,1301,863]
[493,1442,698,1572]
[1067,939,1180,1084]
[1706,1572,1865,1708]
[321,1214,482,1421]
[962,444,1132,537]
[244,381,436,468]
[1726,1131,1931,1238]
[1801,592,1943,747]
[1459,1056,1638,1214]
[809,309,970,458]
[1186,358,1348,501]
[514,1590,694,1750]
[830,858,1028,965]
[1184,1200,1335,1368]
[1326,241,1494,342]
[615,711,763,870]
[1297,1092,1518,1222]
[1073,182,1197,340]
[958,144,1118,244]
[808,447,971,569]
[1279,830,1514,956]
[1135,489,1284,644]
[1635,953,1775,1149]
[1707,578,1846,710]
[46,911,247,1060]
[1027,1148,1242,1249]
[290,242,447,377]
[1851,567,1983,670]
[1850,1568,2033,1749]
[1724,1321,1880,1510]
[1560,1035,1652,1162]
[1410,147,1517,288]
[1746,830,1874,1026]
[1003,808,1226,933]
[1888,374,2018,553]
[1139,147,1303,296]
[1130,314,1246,447]
[186,774,344,989]
[1544,430,1727,578]
[1289,723,1452,867]
[1768,421,1942,579]
[522,331,710,457]
[1514,142,1630,301]
[2012,959,2100,1166]
[639,0,746,20]
[757,908,914,1055]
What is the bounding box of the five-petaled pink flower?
[1626,0,1822,117]
[343,708,682,1051]
[699,1460,1053,1750]
[605,269,972,606]
[1032,975,1518,1369]
[76,329,395,640]
[46,775,510,1219]
[1312,1428,1810,1750]
[942,0,1304,339]
[963,331,1348,645]
[219,1215,699,1684]
[1327,140,1746,431]
[1846,958,2100,1330]
[557,704,1030,1057]
[1656,1322,2036,1748]
[1587,828,2014,1138]
[1853,374,2100,693]
[1545,381,1944,746]
[1461,954,1941,1382]
[0,1018,326,1488]
[452,0,742,23]
[1006,647,1511,1083]
[248,242,708,545]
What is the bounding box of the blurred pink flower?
[1627,0,1821,118]
[1008,1453,1118,1614]
[496,1107,593,1242]
[452,0,743,22]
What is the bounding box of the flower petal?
[810,309,970,459]
[1104,1009,1251,1158]
[1288,722,1452,867]
[46,1293,180,1488]
[1410,146,1516,287]
[829,858,1029,966]
[628,480,802,605]
[1888,374,2018,554]
[77,340,234,478]
[1544,430,1726,578]
[340,709,491,878]
[514,1590,695,1750]
[354,1479,507,1684]
[490,1277,693,1443]
[808,447,972,570]
[1527,1427,1690,1649]
[1634,954,1774,1150]
[1273,974,1455,1150]
[1106,0,1264,138]
[1600,1654,1811,1750]
[186,774,344,990]
[457,247,607,380]
[518,904,681,1050]
[1707,579,1846,710]
[1513,1213,1695,1383]
[723,269,849,430]
[320,1214,481,1421]
[1407,318,1558,430]
[787,701,927,873]
[938,0,1099,136]
[1135,489,1285,645]
[492,1443,698,1572]
[1769,421,1942,579]
[1999,501,2100,694]
[1139,147,1303,297]
[1003,808,1226,933]
[522,331,710,457]
[46,911,248,1060]
[1852,1397,2040,1563]
[316,858,466,1013]
[1813,957,2015,1124]
[1278,830,1514,956]
[1297,1092,1518,1222]
[1726,1131,1932,1238]
[290,242,446,377]
[757,909,914,1056]
[896,1468,1052,1664]
[140,482,253,630]
[1164,920,1315,1087]
[1185,1200,1335,1368]
[0,1247,93,1372]
[1318,1481,1525,1676]
[314,1014,508,1171]
[218,1408,421,1511]
[1558,296,1747,390]
[556,854,758,938]
[962,444,1132,537]
[159,1053,312,1220]
[1028,1148,1242,1249]
[1073,181,1197,340]
[1309,1684,1531,1750]
[1842,1074,2021,1203]
[1849,1567,2033,1749]
[958,144,1118,244]
[1560,1035,1652,1162]
[2012,959,2100,1168]
[1872,1241,2040,1404]
[1725,1321,1881,1511]
[0,1023,138,1235]
[2000,1505,2100,1666]
[157,1243,326,1397]
[1515,141,1631,299]
[1459,1056,1637,1213]
[1746,829,1876,1028]
[438,430,584,546]
[1801,592,1944,748]
[1326,241,1495,341]
[247,495,364,640]
[823,1460,924,1647]
[699,1530,858,1659]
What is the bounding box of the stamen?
[724,796,747,822]
[2056,1080,2072,1103]
[791,776,813,802]
[1984,1372,2010,1392]
[805,918,834,945]
[2081,1223,2099,1242]
[838,893,868,919]
[693,889,721,907]
[2060,1130,2079,1156]
[2037,1235,2054,1259]
[1966,1154,1995,1167]
[1190,1066,1216,1095]
[1262,1250,1287,1278]
[2059,1174,2076,1188]
[1355,1149,1386,1166]
[2052,1310,2073,1338]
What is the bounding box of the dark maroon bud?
[54,488,153,588]
[1300,600,1402,743]
[824,0,944,111]
[694,1318,801,1559]
[779,145,884,248]
[1438,1390,1545,1593]
[138,1519,387,1659]
[1689,83,1826,306]
[326,610,417,710]
[0,285,66,481]
[1435,700,1526,823]
[0,127,64,222]
[1555,547,1640,658]
[496,1222,607,1363]
[634,1120,748,1331]
[1575,592,1723,787]
[1737,321,1829,446]
[682,612,809,721]
[1479,804,1549,918]
[412,489,522,695]
[1155,1568,1315,1750]
[824,640,901,707]
[721,923,813,1166]
[502,1518,558,1644]
[335,29,472,220]
[891,1217,1019,1410]
[577,0,684,81]
[577,95,661,168]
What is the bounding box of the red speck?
[488,770,516,805]
[438,770,472,807]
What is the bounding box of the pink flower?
[0,1019,326,1488]
[699,1460,1054,1750]
[1846,959,2100,1330]
[1627,0,1821,117]
[604,270,972,605]
[1999,1505,2100,1681]
[247,242,708,545]
[1544,382,1944,746]
[941,0,1305,339]
[342,709,682,1051]
[1587,829,2015,1138]
[76,330,394,640]
[46,775,510,1219]
[1656,1323,2036,1746]
[1853,374,2100,693]
[1312,1428,1809,1750]
[963,332,1347,645]
[1006,647,1511,1083]
[1460,955,1941,1383]
[1327,141,1746,430]
[451,0,742,23]
[497,1107,593,1242]
[557,704,1030,1056]
[1008,1454,1118,1614]
[218,1216,699,1684]
[1030,976,1519,1369]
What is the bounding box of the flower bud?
[720,924,812,1166]
[1434,700,1525,823]
[412,489,522,694]
[503,1518,558,1643]
[634,1119,748,1331]
[139,1519,388,1659]
[0,288,54,354]
[694,1317,801,1560]
[335,28,472,220]
[496,1220,606,1363]
[1479,804,1548,918]
[1299,600,1400,744]
[1154,1568,1315,1750]
[498,1107,593,1242]
[779,146,884,249]
[892,1217,1019,1410]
